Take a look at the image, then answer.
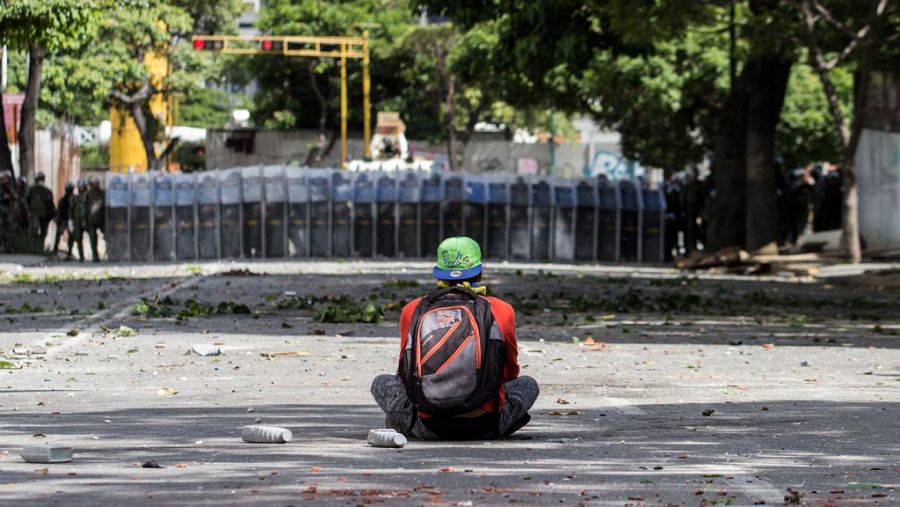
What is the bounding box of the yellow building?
[109,50,171,173]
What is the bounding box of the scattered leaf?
[556,398,570,405]
[142,460,163,469]
[156,387,178,396]
[761,343,775,350]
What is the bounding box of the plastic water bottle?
[241,425,292,443]
[21,445,73,463]
[367,429,407,448]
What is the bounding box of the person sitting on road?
[371,236,538,440]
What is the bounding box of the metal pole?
[362,32,371,159]
[193,173,199,260]
[149,175,155,262]
[127,172,133,262]
[282,165,289,259]
[260,166,267,259]
[340,47,348,167]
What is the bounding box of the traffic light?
[260,39,283,52]
[192,38,223,51]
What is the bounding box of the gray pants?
[370,374,539,440]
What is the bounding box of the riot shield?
[641,187,665,263]
[398,172,420,258]
[197,171,220,259]
[219,168,243,259]
[508,176,531,259]
[551,179,575,261]
[105,173,129,262]
[420,173,443,257]
[486,175,509,259]
[463,174,487,249]
[307,169,330,257]
[530,179,552,261]
[597,177,620,262]
[129,172,152,262]
[286,167,309,257]
[152,172,176,262]
[442,173,464,239]
[174,173,197,260]
[352,172,376,257]
[331,170,353,258]
[263,165,287,258]
[574,179,597,261]
[241,166,263,258]
[619,179,642,262]
[375,172,398,257]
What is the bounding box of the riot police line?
[105,166,666,263]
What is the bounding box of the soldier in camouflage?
[84,176,105,262]
[0,171,16,252]
[14,175,30,239]
[53,182,75,258]
[26,172,56,248]
[70,179,88,262]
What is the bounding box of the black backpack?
[400,286,507,419]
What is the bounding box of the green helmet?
[433,236,483,280]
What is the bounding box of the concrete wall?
[857,128,900,249]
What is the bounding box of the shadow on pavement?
[0,400,896,505]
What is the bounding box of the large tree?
[0,0,104,178]
[796,0,898,262]
[418,0,796,251]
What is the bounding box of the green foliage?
[246,0,417,131]
[172,142,205,172]
[178,87,248,128]
[778,62,851,167]
[0,0,106,51]
[130,296,251,319]
[314,297,385,323]
[80,145,109,170]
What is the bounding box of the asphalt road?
[0,259,897,506]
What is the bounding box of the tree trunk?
[706,71,748,251]
[841,160,861,261]
[0,46,13,174]
[744,53,792,252]
[18,44,44,179]
[130,103,159,171]
[444,74,456,171]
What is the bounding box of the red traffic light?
[193,39,205,50]
[261,39,273,50]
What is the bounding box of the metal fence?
[105,167,666,263]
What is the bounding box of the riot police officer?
[53,182,75,258]
[0,171,15,252]
[26,172,56,248]
[71,179,88,261]
[84,176,105,262]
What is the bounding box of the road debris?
[241,425,293,443]
[21,445,73,463]
[191,344,221,356]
